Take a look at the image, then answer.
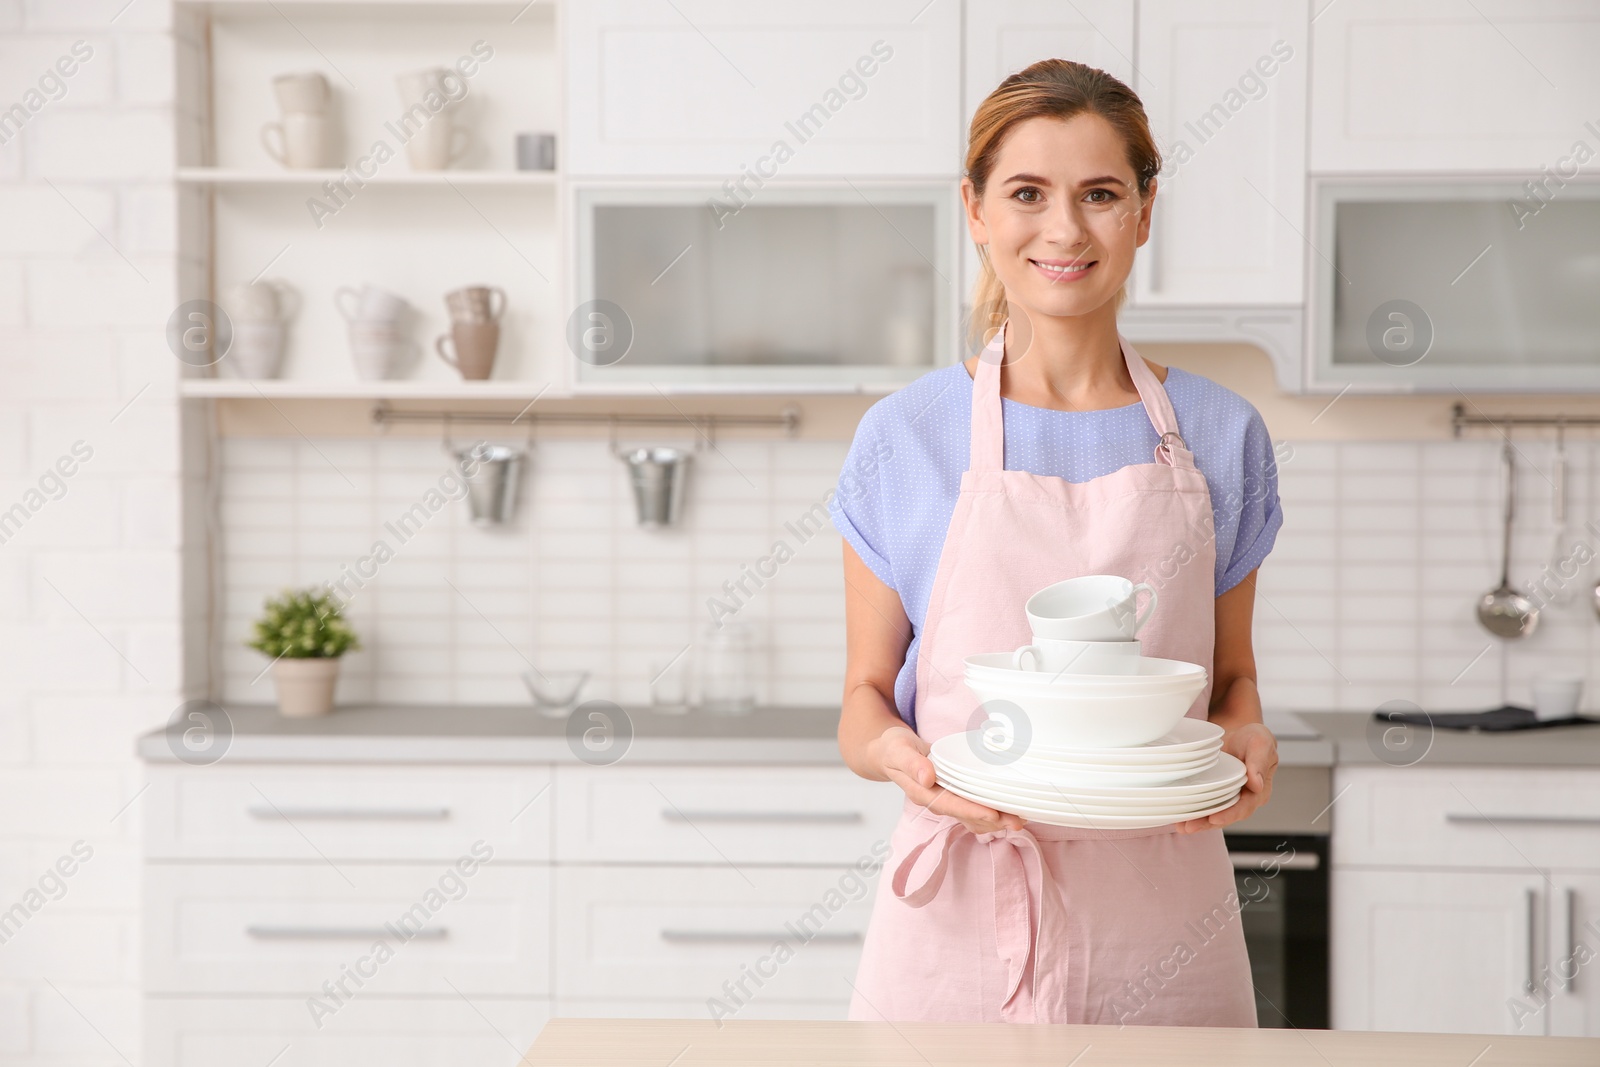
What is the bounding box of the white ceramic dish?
[936,776,1241,829]
[966,652,1207,685]
[932,762,1239,809]
[931,735,1246,797]
[988,733,1223,766]
[990,717,1224,759]
[962,671,1207,748]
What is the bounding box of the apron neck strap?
[967,320,1195,472]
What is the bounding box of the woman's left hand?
[1173,721,1277,834]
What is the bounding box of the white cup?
[403,118,471,171]
[395,66,460,107]
[348,325,405,380]
[223,279,297,323]
[227,320,286,379]
[335,284,406,324]
[1025,575,1158,641]
[261,111,330,169]
[1532,677,1583,721]
[272,71,330,113]
[1011,637,1141,675]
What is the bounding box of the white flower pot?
[271,658,341,717]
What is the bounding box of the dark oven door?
[1228,833,1329,1029]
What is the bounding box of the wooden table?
[522,1019,1600,1066]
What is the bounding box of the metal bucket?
[456,443,525,525]
[622,446,691,527]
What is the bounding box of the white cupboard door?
[1332,869,1547,1035]
[1134,0,1308,306]
[1549,874,1600,1038]
[1310,0,1600,172]
[565,0,961,177]
[962,1,1136,127]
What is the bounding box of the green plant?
[247,587,361,659]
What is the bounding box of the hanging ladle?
[1477,441,1539,638]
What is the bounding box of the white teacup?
[1532,677,1582,721]
[261,111,330,169]
[1011,637,1141,676]
[227,320,286,379]
[403,118,471,171]
[335,284,406,324]
[224,279,297,323]
[272,71,330,113]
[348,326,405,380]
[1025,575,1157,641]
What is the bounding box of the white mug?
[1532,677,1582,721]
[272,71,330,114]
[1012,637,1141,675]
[227,320,286,379]
[261,112,329,169]
[223,278,297,323]
[1025,575,1158,641]
[348,324,405,380]
[403,119,470,171]
[335,284,406,323]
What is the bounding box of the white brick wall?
[0,2,180,1064]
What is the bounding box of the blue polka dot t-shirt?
[828,361,1283,729]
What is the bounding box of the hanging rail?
[1451,404,1600,439]
[371,402,802,437]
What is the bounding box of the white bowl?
[963,671,1207,748]
[965,652,1207,692]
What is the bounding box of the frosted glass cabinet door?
[1133,0,1309,306]
[565,0,961,177]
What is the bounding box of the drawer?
[143,996,550,1067]
[144,863,550,995]
[1333,765,1600,870]
[554,764,904,864]
[144,765,552,860]
[554,864,878,1002]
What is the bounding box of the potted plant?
[247,587,361,717]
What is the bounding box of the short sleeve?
[1218,407,1284,595]
[828,407,897,590]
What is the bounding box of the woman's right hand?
[871,725,1028,835]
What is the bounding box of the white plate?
[985,717,1225,761]
[936,776,1242,829]
[933,765,1239,812]
[991,737,1222,768]
[996,755,1217,787]
[931,734,1246,797]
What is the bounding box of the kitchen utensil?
[335,284,406,324]
[346,322,406,380]
[964,652,1204,693]
[435,321,499,380]
[515,132,557,171]
[1011,637,1140,675]
[1025,575,1157,640]
[272,71,330,113]
[227,320,285,378]
[987,717,1224,760]
[223,279,297,322]
[522,669,587,718]
[403,119,471,170]
[444,285,506,323]
[622,446,691,527]
[963,664,1207,749]
[935,738,1245,796]
[261,112,330,169]
[396,66,459,106]
[1477,442,1539,638]
[1547,423,1574,605]
[698,620,754,715]
[395,67,470,170]
[455,442,524,525]
[1532,677,1583,721]
[648,657,689,714]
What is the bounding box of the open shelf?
[177,167,558,187]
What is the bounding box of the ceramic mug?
[261,112,329,169]
[272,71,330,113]
[223,279,297,323]
[1532,677,1583,721]
[335,284,406,324]
[436,321,499,380]
[403,119,470,170]
[1025,575,1158,641]
[348,323,405,380]
[444,285,505,323]
[1011,637,1141,675]
[395,66,461,107]
[227,320,286,379]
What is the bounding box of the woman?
[829,60,1284,1025]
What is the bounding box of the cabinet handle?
[659,810,863,824]
[1525,889,1538,996]
[246,925,448,940]
[246,805,451,821]
[1227,851,1320,872]
[659,929,861,945]
[1445,813,1600,827]
[1564,887,1578,994]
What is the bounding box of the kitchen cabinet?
[1331,765,1600,1037]
[564,0,961,177]
[1132,0,1308,307]
[962,1,1136,128]
[1309,0,1600,173]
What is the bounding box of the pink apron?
[847,321,1257,1027]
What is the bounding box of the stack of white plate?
[930,719,1244,829]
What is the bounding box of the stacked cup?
[395,67,471,170]
[1012,575,1156,676]
[222,280,297,378]
[436,286,505,380]
[262,72,333,169]
[336,284,408,380]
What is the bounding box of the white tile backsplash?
[217,434,1600,715]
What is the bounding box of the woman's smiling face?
[962,112,1155,319]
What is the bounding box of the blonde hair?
[964,59,1162,350]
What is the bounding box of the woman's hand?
[1173,720,1277,834]
[871,725,1028,836]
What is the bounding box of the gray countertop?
[138,702,1339,766]
[1299,710,1600,768]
